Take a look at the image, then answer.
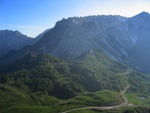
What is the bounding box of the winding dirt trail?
[61,85,131,113]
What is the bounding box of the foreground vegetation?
[67,107,150,113]
[1,84,150,113]
[0,51,150,113]
[125,93,150,106]
[0,84,123,113]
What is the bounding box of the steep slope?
[127,12,150,73]
[0,30,34,56]
[0,15,127,65]
[0,52,150,112]
[33,15,127,59]
[1,51,150,95]
[104,11,150,72]
[0,12,150,73]
[0,51,129,95]
[0,29,49,57]
[34,28,51,42]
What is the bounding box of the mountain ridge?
[0,30,35,56]
[0,12,150,73]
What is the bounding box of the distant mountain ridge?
[0,30,34,56]
[0,12,150,73]
[0,29,50,57]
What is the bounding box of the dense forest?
[0,51,150,99]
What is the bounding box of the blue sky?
[0,0,150,37]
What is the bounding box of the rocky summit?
[0,12,150,73]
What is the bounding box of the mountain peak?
[135,11,150,18]
[139,11,149,15]
[0,30,23,35]
[14,30,23,36]
[0,29,35,57]
[129,11,150,22]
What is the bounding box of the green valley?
[0,51,150,113]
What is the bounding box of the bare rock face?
[1,12,150,73]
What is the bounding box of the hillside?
[0,29,49,57]
[0,30,34,56]
[1,51,150,96]
[0,12,150,113]
[1,12,150,73]
[0,51,129,98]
[0,52,150,112]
